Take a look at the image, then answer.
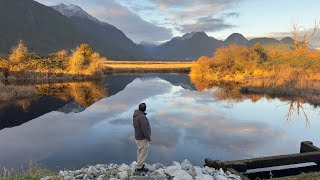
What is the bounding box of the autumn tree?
[252,43,268,63]
[68,44,106,75]
[9,40,28,64]
[48,49,69,70]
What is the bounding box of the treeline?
[191,43,320,82]
[0,41,107,79]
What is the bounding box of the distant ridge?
[142,31,222,61]
[141,32,294,61]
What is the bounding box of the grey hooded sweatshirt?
[133,110,151,142]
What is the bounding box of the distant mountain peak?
[51,3,99,22]
[181,31,208,40]
[224,33,248,45]
[280,37,294,45]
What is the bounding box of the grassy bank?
[274,172,320,180]
[104,61,193,73]
[190,44,320,102]
[0,163,58,180]
[0,42,105,80]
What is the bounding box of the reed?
[0,83,37,102]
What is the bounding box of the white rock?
[194,166,204,177]
[153,163,163,170]
[164,165,181,176]
[118,171,129,180]
[149,170,166,180]
[145,164,155,172]
[75,174,84,179]
[64,171,75,177]
[99,168,107,174]
[63,176,75,180]
[59,171,65,177]
[215,174,229,180]
[74,170,82,175]
[219,168,225,174]
[97,174,106,180]
[197,174,214,180]
[202,166,215,175]
[83,174,88,179]
[95,164,103,169]
[171,171,193,180]
[130,161,137,168]
[109,178,120,180]
[88,166,99,177]
[118,164,130,172]
[181,159,193,171]
[155,168,165,175]
[172,161,181,168]
[164,166,192,180]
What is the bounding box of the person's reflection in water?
[133,103,151,173]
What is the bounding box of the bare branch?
[306,19,320,43]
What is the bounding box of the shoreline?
[40,160,241,180]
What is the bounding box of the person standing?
[133,103,151,172]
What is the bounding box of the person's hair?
[139,103,146,112]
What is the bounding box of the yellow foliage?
[8,40,28,65]
[68,44,106,75]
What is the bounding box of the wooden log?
[300,141,320,153]
[223,160,247,172]
[225,151,320,169]
[226,168,251,180]
[204,158,223,169]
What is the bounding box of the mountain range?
[139,32,294,60]
[0,0,294,61]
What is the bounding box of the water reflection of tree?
[35,81,108,107]
[282,99,310,127]
[190,75,313,126]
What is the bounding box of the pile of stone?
[41,159,242,180]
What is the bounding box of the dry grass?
[0,162,58,180]
[0,83,37,102]
[273,172,320,180]
[104,61,193,69]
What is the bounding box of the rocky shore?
[41,159,242,180]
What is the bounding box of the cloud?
[144,0,243,34]
[224,12,240,18]
[177,16,235,33]
[87,6,172,43]
[264,28,320,47]
[34,0,173,43]
[148,0,241,9]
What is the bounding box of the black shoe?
[141,164,149,172]
[135,164,149,173]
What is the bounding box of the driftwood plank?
[300,141,320,153]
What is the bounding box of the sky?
[35,0,320,45]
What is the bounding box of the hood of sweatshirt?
[133,110,147,117]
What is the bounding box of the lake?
[0,74,319,170]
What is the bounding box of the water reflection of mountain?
[103,74,195,97]
[0,74,194,130]
[0,96,71,130]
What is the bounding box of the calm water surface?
[0,74,319,170]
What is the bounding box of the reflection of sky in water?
[0,76,319,169]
